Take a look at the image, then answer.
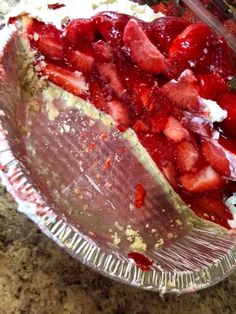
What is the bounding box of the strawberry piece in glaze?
[65,48,95,73]
[169,23,234,78]
[93,40,114,62]
[198,73,228,100]
[107,100,130,128]
[192,197,233,229]
[123,19,168,74]
[176,141,199,173]
[164,116,189,142]
[161,69,199,111]
[150,17,190,52]
[201,141,230,177]
[97,63,126,98]
[180,166,223,193]
[41,63,88,97]
[28,19,64,61]
[63,18,95,45]
[93,12,131,46]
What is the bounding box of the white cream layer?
[7,0,163,29]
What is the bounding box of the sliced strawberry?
[132,120,149,133]
[93,12,130,46]
[201,141,230,176]
[162,162,177,186]
[169,23,234,78]
[65,48,94,73]
[123,19,167,74]
[28,20,63,61]
[134,84,156,113]
[134,183,146,208]
[150,17,189,52]
[161,69,199,111]
[140,85,154,112]
[89,80,108,111]
[97,63,125,98]
[169,23,212,75]
[149,110,169,134]
[93,40,114,62]
[198,73,228,100]
[164,116,189,142]
[41,63,87,97]
[63,18,95,45]
[180,166,223,193]
[176,141,199,173]
[138,133,176,168]
[192,197,233,221]
[134,82,171,115]
[207,36,235,78]
[217,93,236,138]
[107,100,130,127]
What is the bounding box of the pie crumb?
[111,232,121,246]
[125,226,139,237]
[176,219,183,226]
[130,235,147,251]
[154,239,164,250]
[167,232,174,240]
[115,221,124,231]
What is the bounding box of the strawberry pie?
[8,0,236,229]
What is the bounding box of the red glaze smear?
[8,13,28,25]
[8,16,18,24]
[128,252,153,271]
[24,11,236,229]
[135,183,146,208]
[48,3,65,10]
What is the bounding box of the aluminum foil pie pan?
[0,4,236,294]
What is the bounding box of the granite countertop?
[0,185,236,314]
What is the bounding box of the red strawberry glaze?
[134,183,146,208]
[24,11,236,229]
[47,3,65,10]
[128,252,153,271]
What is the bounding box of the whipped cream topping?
[225,194,236,228]
[7,0,163,29]
[167,69,227,125]
[199,97,227,124]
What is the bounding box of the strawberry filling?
[23,10,236,229]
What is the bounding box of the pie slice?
[7,0,236,229]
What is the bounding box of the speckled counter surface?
[0,186,236,314]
